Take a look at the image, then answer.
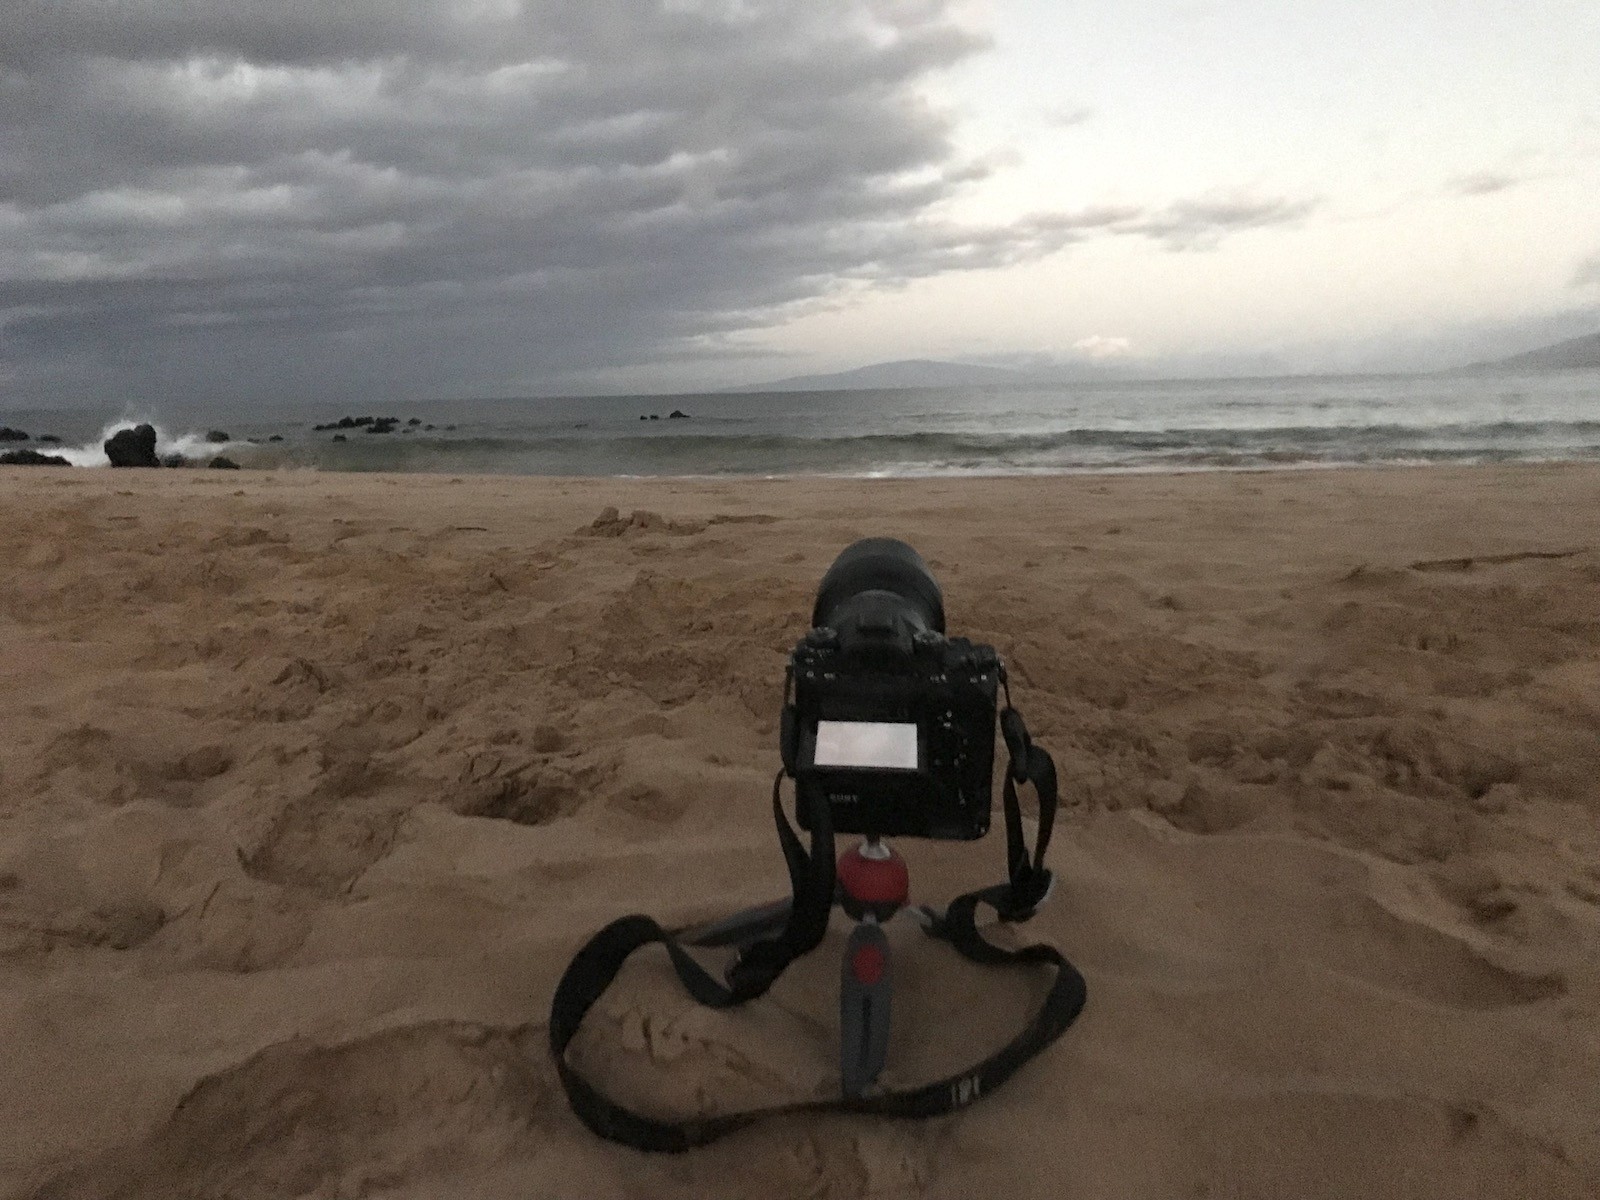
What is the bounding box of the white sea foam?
[15,369,1598,477]
[51,418,232,467]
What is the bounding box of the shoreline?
[6,372,1599,477]
[7,453,1598,480]
[13,459,1600,482]
[7,453,1600,480]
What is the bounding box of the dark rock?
[668,409,690,419]
[205,430,231,443]
[209,456,241,469]
[366,417,399,434]
[1,449,71,466]
[267,435,284,442]
[407,417,422,425]
[105,424,160,467]
[648,413,660,421]
[161,453,188,468]
[444,425,457,431]
[424,424,436,431]
[37,435,62,443]
[639,414,648,420]
[332,434,347,442]
[0,427,28,441]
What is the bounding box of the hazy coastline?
[3,368,1597,479]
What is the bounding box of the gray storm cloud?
[1,0,1313,404]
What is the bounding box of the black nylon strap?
[726,773,835,999]
[547,752,1086,1152]
[548,883,1087,1150]
[995,704,1058,921]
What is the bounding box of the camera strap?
[548,714,1086,1152]
[995,691,1059,920]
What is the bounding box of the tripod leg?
[678,898,793,948]
[840,920,892,1097]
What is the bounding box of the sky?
[1,0,1597,406]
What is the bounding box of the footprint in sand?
[1317,893,1565,1009]
[35,1022,549,1200]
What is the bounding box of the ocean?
[5,370,1598,478]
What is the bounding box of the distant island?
[723,334,1600,394]
[731,358,1060,393]
[1468,331,1600,372]
[728,351,1305,393]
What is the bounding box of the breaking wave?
[14,370,1599,477]
[48,418,243,468]
[222,418,1600,477]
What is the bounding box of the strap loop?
[996,708,1059,923]
[999,706,1032,781]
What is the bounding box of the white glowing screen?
[813,721,919,770]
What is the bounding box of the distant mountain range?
[726,332,1600,395]
[730,358,1085,392]
[728,354,1291,392]
[1469,331,1600,371]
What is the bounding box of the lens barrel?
[811,538,946,634]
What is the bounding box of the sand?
[1,462,1597,1199]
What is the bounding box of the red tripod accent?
[838,839,909,917]
[837,838,906,1095]
[673,837,919,1097]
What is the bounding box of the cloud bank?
[0,0,1313,404]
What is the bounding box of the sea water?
[5,370,1597,477]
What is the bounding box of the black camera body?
[782,539,1001,841]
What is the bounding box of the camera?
[781,538,1001,840]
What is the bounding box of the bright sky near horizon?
[2,0,1597,405]
[767,0,1600,377]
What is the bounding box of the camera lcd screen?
[812,721,920,770]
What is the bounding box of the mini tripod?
[551,724,1085,1149]
[679,836,918,1097]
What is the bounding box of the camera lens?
[812,538,946,635]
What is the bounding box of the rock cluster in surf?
[0,449,71,466]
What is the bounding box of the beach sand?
[1,463,1597,1199]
